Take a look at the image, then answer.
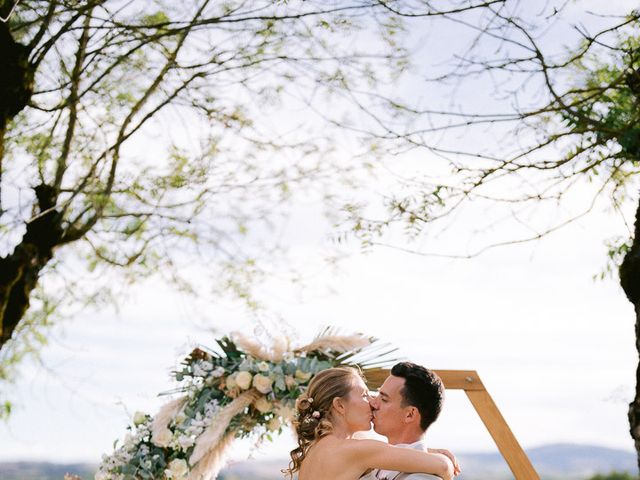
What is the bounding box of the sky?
[0,199,634,463]
[0,0,638,472]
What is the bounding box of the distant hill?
[0,443,635,480]
[0,462,95,480]
[455,444,637,480]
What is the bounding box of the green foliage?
[597,236,633,280]
[140,11,169,26]
[563,34,640,164]
[0,401,11,421]
[587,472,638,480]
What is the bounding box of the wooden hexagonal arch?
[364,369,540,480]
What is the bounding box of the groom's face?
[370,375,409,438]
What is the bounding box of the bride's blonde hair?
[284,366,363,478]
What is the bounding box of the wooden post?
[364,368,540,480]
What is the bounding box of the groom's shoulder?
[396,442,440,479]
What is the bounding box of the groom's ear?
[404,406,419,424]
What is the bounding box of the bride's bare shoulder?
[309,437,389,462]
[330,438,389,457]
[344,438,387,449]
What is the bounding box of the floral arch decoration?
[96,329,540,480]
[96,328,396,480]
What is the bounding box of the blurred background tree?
[588,473,637,480]
[0,0,505,418]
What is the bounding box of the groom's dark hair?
[391,362,444,431]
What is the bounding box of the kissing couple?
[284,362,462,480]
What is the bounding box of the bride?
[285,367,456,480]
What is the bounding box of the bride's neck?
[329,417,355,439]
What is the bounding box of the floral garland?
[96,328,395,480]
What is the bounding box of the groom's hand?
[427,448,461,476]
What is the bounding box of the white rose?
[267,417,282,432]
[165,458,189,479]
[257,361,270,372]
[235,371,253,390]
[254,396,272,413]
[210,366,225,378]
[253,374,273,394]
[152,428,172,448]
[226,373,238,389]
[133,411,147,426]
[95,470,109,480]
[295,369,312,382]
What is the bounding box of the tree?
[588,473,637,480]
[340,2,640,469]
[0,0,507,417]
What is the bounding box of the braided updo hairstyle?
[284,367,363,478]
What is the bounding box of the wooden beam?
[365,368,485,391]
[466,389,540,480]
[432,370,485,391]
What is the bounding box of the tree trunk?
[0,20,34,125]
[0,15,34,214]
[0,184,62,348]
[619,194,640,472]
[0,10,45,350]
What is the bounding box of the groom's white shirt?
[360,440,440,480]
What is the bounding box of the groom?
[364,362,460,479]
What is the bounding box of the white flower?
[267,417,282,432]
[192,362,208,377]
[211,366,225,378]
[257,361,270,372]
[186,424,204,437]
[133,411,147,426]
[253,374,273,394]
[200,361,213,371]
[254,396,272,413]
[95,470,109,480]
[152,428,172,448]
[295,369,312,382]
[175,411,187,425]
[204,401,219,418]
[178,434,195,450]
[165,458,189,479]
[235,371,253,390]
